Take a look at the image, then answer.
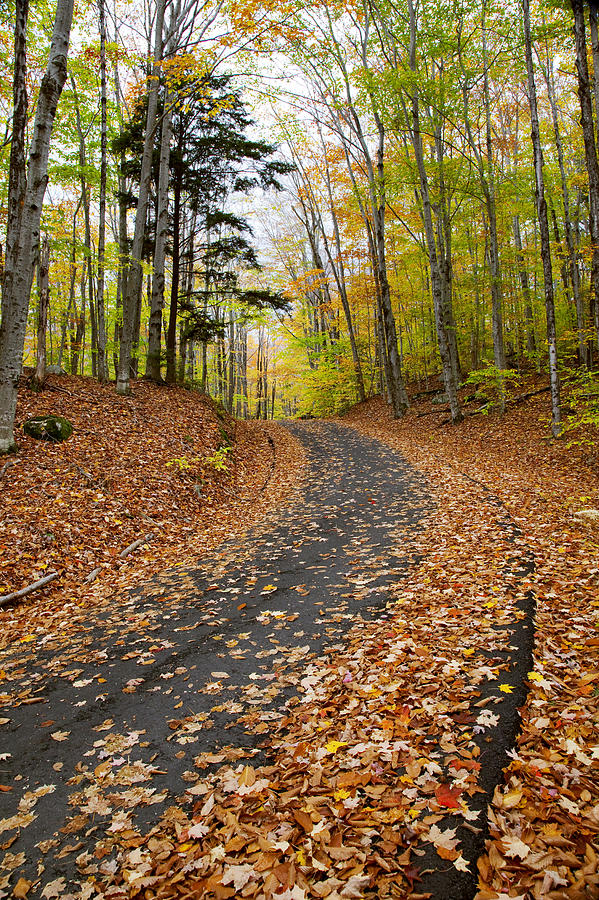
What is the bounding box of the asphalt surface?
[0,422,534,900]
[1,422,433,897]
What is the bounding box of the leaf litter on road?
[1,386,598,899]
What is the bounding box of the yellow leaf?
[296,849,307,865]
[499,684,513,693]
[20,635,36,643]
[499,788,523,809]
[334,788,350,800]
[527,672,543,682]
[12,878,32,898]
[324,740,347,754]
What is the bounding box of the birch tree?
[0,0,75,453]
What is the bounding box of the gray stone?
[46,364,68,376]
[431,392,449,405]
[23,415,74,442]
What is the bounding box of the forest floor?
[0,375,598,900]
[342,378,599,899]
[0,373,304,647]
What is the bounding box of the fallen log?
[0,572,59,608]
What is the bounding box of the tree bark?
[541,43,586,364]
[31,236,50,390]
[407,0,461,423]
[481,0,506,370]
[512,215,536,356]
[96,0,108,381]
[166,174,182,383]
[0,0,75,453]
[71,76,97,378]
[2,0,29,315]
[589,4,599,148]
[320,143,366,400]
[116,0,166,395]
[146,86,173,382]
[572,0,599,355]
[523,0,561,436]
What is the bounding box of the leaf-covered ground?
[1,420,437,900]
[343,383,599,898]
[0,374,304,647]
[1,378,598,900]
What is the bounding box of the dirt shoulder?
[343,385,599,899]
[0,376,305,648]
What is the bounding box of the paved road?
[0,422,433,898]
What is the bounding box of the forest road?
[1,422,433,897]
[0,421,531,900]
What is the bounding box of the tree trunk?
[512,215,537,356]
[572,0,599,355]
[2,0,29,316]
[589,5,599,148]
[320,144,366,400]
[71,77,97,377]
[227,311,235,412]
[75,273,87,375]
[523,0,561,436]
[0,0,75,453]
[201,229,210,393]
[542,47,586,363]
[370,119,409,417]
[116,0,166,395]
[407,0,461,423]
[434,118,461,383]
[481,0,506,370]
[31,235,50,390]
[96,0,108,381]
[146,86,173,382]
[166,173,182,383]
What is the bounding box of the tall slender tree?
[0,0,76,452]
[522,0,561,436]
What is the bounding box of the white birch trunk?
[0,0,75,453]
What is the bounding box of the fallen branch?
[44,381,72,395]
[0,459,19,480]
[0,571,59,608]
[510,385,552,405]
[139,512,159,528]
[84,567,102,583]
[417,408,447,418]
[410,387,441,401]
[119,533,153,559]
[74,464,94,484]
